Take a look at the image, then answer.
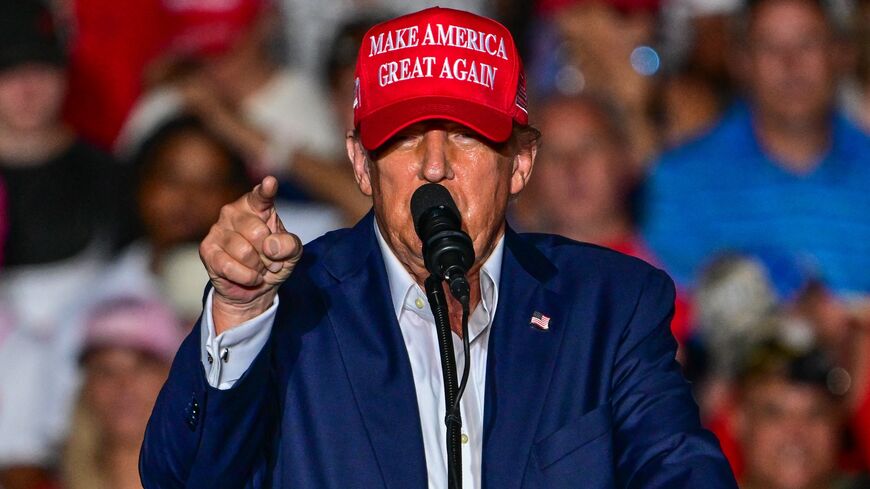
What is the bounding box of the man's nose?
[773,43,810,72]
[419,130,455,183]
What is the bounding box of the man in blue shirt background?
[642,0,870,295]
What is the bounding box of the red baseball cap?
[353,7,529,151]
[165,0,267,58]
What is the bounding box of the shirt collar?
[374,219,503,326]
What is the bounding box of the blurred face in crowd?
[83,348,170,446]
[0,63,65,132]
[349,121,535,279]
[738,377,840,489]
[138,129,245,254]
[528,99,632,239]
[743,0,838,130]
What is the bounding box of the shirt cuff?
[200,289,278,390]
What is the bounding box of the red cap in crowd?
[165,0,268,57]
[353,7,529,151]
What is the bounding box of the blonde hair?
[61,392,109,489]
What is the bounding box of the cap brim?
[358,96,514,151]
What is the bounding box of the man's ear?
[347,131,373,196]
[509,142,536,196]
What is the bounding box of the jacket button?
[185,394,200,431]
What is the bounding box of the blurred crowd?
[0,0,868,488]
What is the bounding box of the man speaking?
[140,7,737,488]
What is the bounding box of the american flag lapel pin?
[530,311,551,331]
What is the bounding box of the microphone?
[410,184,475,304]
[412,183,473,489]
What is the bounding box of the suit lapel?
[318,214,428,489]
[482,229,567,489]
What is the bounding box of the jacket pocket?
[534,403,612,469]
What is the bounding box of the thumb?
[247,176,279,214]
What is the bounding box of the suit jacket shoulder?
[519,232,667,286]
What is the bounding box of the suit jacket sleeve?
[139,317,278,489]
[612,268,737,488]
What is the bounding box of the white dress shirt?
[200,222,503,488]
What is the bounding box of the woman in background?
[62,297,183,489]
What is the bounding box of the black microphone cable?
[451,294,471,432]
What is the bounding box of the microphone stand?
[425,274,463,489]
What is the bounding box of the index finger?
[246,176,279,214]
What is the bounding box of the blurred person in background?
[528,0,662,166]
[0,115,255,489]
[514,94,638,247]
[95,115,251,322]
[0,0,129,269]
[0,2,130,487]
[133,116,250,276]
[733,338,869,488]
[658,0,740,145]
[116,0,369,224]
[61,297,183,489]
[95,114,340,323]
[692,251,838,393]
[642,0,870,295]
[513,93,694,343]
[690,251,870,475]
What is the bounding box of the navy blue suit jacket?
[141,213,737,488]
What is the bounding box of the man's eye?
[391,133,422,147]
[450,130,478,143]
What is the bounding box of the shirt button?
[207,353,214,365]
[220,348,230,363]
[414,297,425,309]
[461,434,469,444]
